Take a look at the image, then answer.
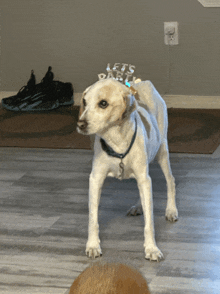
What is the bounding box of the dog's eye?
[98,100,108,109]
[83,98,86,107]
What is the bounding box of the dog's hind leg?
[156,141,178,222]
[126,200,143,216]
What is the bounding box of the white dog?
[77,78,178,261]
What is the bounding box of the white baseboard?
[163,95,220,109]
[197,0,220,7]
[0,92,18,100]
[1,92,220,109]
[73,93,82,106]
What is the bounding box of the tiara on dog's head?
[98,63,141,86]
[98,63,141,95]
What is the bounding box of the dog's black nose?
[77,120,88,130]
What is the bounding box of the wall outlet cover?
[164,22,179,46]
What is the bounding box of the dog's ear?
[121,93,137,120]
[79,86,91,118]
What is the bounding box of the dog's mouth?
[76,126,89,135]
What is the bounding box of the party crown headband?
[98,63,141,94]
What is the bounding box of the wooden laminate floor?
[0,146,220,294]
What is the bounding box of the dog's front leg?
[136,173,163,261]
[86,171,105,259]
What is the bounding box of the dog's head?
[77,79,137,135]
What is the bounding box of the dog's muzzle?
[77,120,88,131]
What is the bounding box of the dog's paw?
[86,243,102,259]
[165,208,178,222]
[145,246,163,262]
[126,205,143,216]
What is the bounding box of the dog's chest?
[107,159,136,180]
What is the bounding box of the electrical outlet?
[164,22,179,45]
